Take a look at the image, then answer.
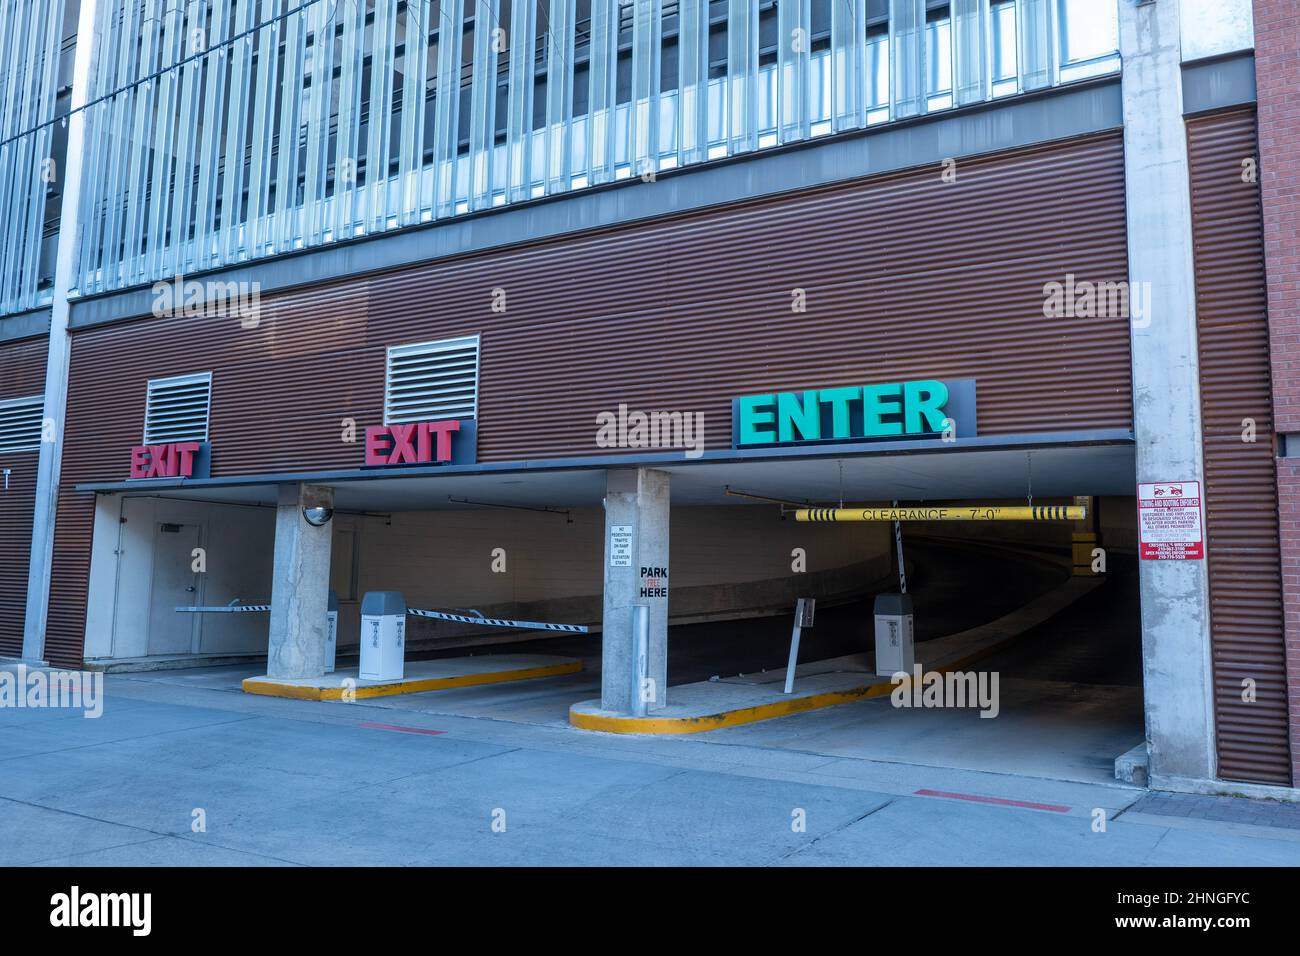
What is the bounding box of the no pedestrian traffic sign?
[1137,480,1204,560]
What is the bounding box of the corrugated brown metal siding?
[0,452,38,656]
[0,335,47,657]
[45,491,93,667]
[401,132,1135,460]
[1187,108,1293,785]
[47,131,1134,663]
[62,131,1134,477]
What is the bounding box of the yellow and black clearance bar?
[794,505,1087,522]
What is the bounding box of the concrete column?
[601,468,670,713]
[1120,0,1217,782]
[21,0,101,663]
[267,484,334,680]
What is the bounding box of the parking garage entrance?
[78,437,1146,786]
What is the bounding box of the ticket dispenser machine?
[873,592,915,677]
[324,590,339,674]
[360,591,406,682]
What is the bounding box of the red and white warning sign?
[1137,480,1204,560]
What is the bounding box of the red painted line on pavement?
[914,789,1071,813]
[359,722,446,736]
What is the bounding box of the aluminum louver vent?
[0,396,43,453]
[143,373,212,444]
[384,336,480,424]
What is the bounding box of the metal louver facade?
[1187,107,1293,786]
[0,0,75,317]
[60,0,1119,311]
[0,397,44,452]
[385,336,480,424]
[143,372,212,444]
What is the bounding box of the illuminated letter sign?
[733,379,976,448]
[128,442,209,479]
[363,420,475,467]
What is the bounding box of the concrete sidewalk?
[0,671,1296,866]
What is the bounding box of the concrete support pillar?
[1120,0,1217,782]
[267,484,334,680]
[21,0,101,663]
[601,468,670,713]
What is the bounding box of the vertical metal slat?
[585,0,616,185]
[889,0,926,119]
[431,0,463,217]
[219,0,256,260]
[629,0,662,177]
[952,0,986,106]
[397,0,431,224]
[777,0,812,144]
[467,0,501,209]
[543,0,573,193]
[366,0,398,230]
[1015,0,1053,92]
[192,0,232,268]
[505,0,536,200]
[725,0,758,154]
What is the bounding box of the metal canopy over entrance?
[82,442,1136,514]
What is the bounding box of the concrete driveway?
[1,669,1297,866]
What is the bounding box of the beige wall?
[352,504,888,603]
[84,494,275,662]
[88,498,891,660]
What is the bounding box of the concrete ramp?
[570,577,1104,734]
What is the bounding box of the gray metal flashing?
[76,428,1136,494]
[1182,51,1257,115]
[67,77,1123,332]
[0,308,51,343]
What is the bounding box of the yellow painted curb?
[243,660,582,701]
[568,679,898,734]
[571,577,1103,735]
[568,652,1019,735]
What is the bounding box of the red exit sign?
[365,421,461,466]
[130,442,202,479]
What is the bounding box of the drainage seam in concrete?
[0,793,307,868]
[774,798,897,864]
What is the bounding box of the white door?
[146,522,203,656]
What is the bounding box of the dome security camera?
[302,506,334,527]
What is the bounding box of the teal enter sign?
[732,379,977,448]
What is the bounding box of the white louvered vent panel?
[385,336,480,424]
[0,396,43,453]
[144,373,212,444]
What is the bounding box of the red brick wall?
[1254,0,1300,787]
